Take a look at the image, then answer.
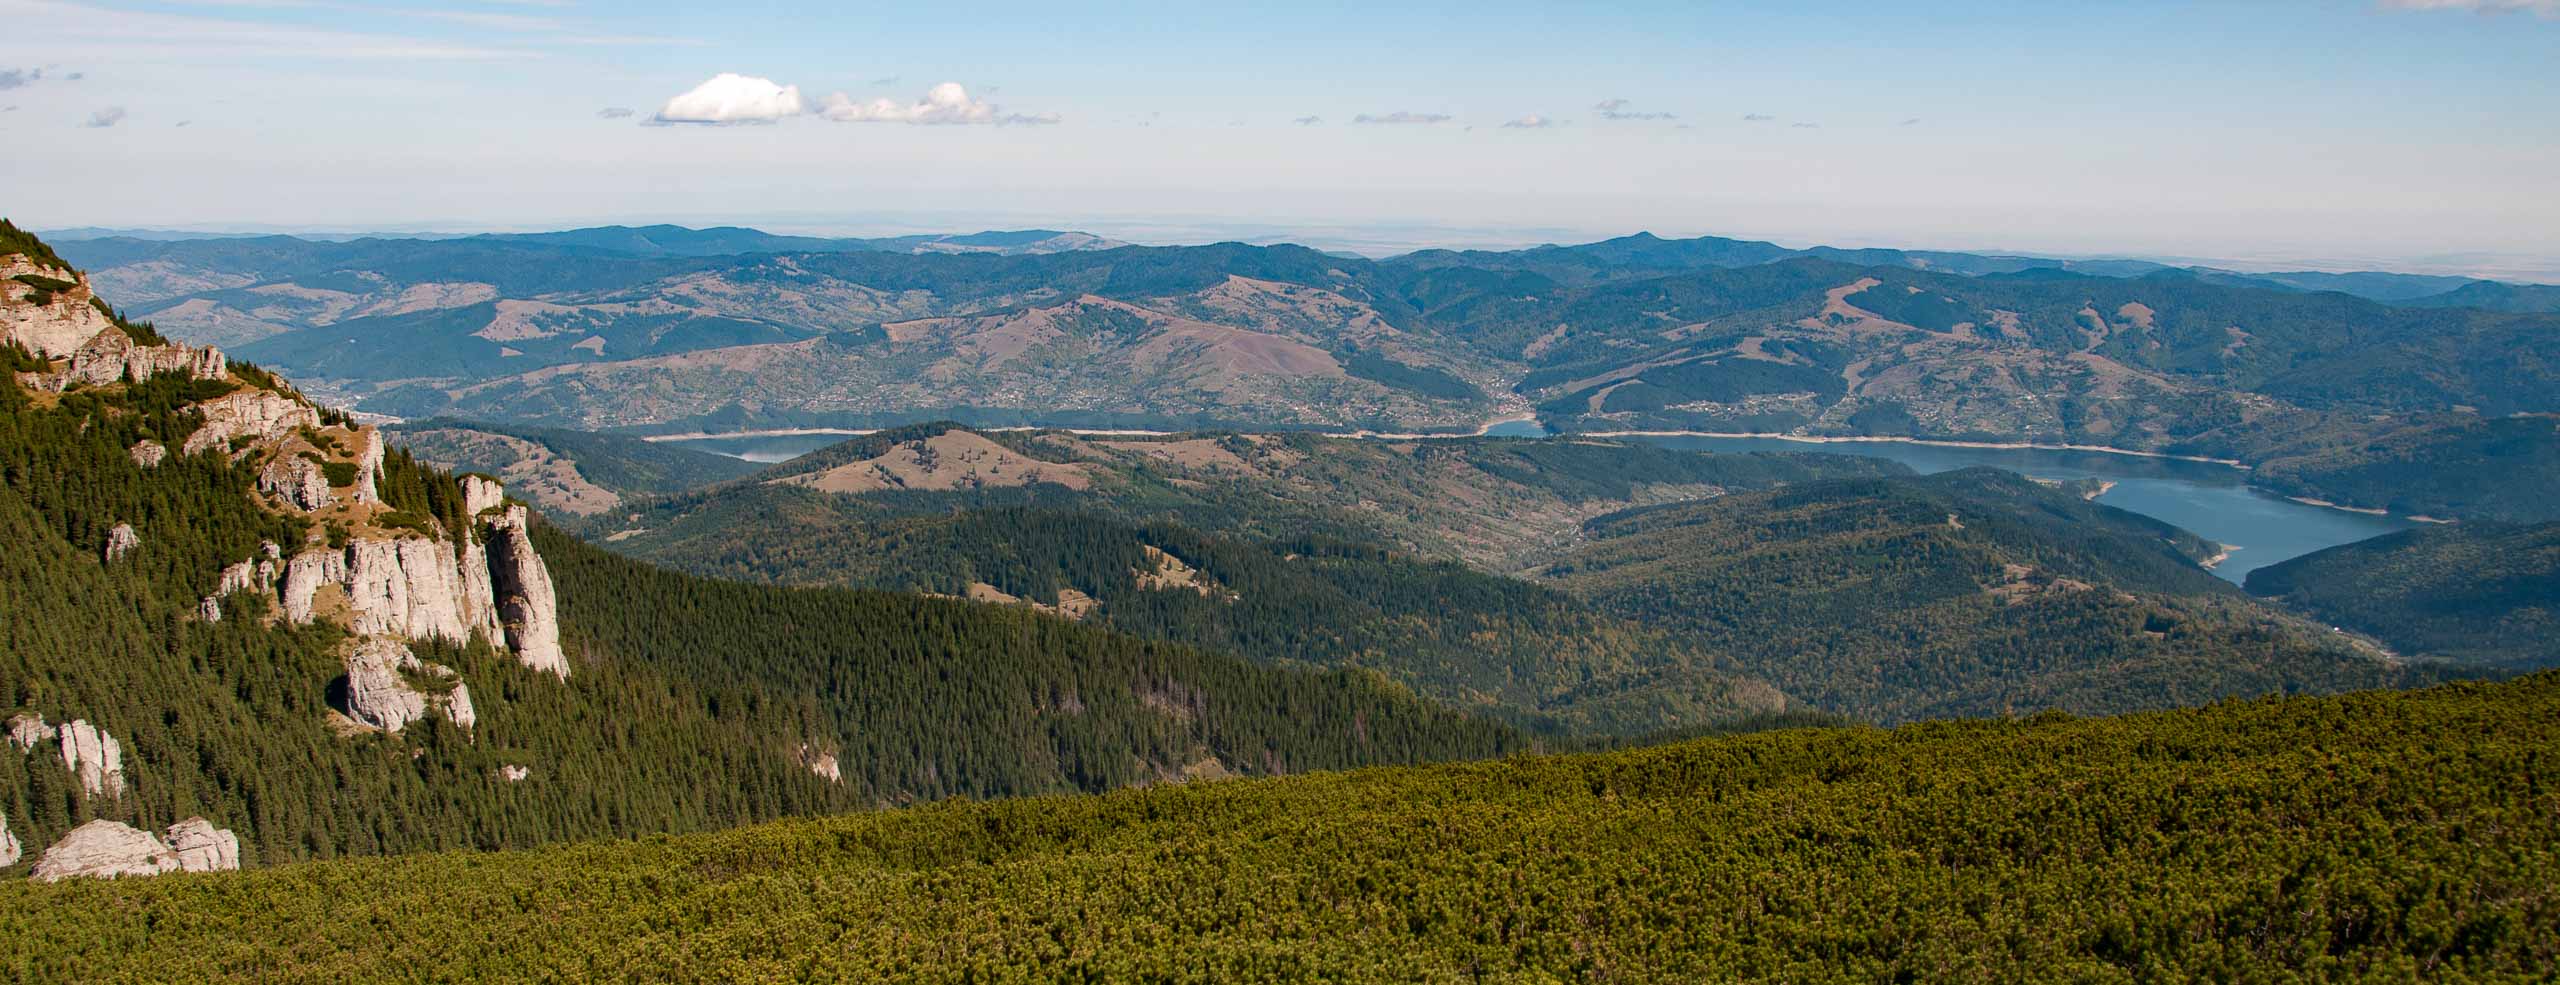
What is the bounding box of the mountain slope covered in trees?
[1544,469,2429,723]
[10,671,2554,981]
[0,225,1525,877]
[2247,522,2560,669]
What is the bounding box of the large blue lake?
[667,424,2415,584]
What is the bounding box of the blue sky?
[2,0,2554,271]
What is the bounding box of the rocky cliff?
[0,810,19,868]
[339,637,476,733]
[28,817,242,883]
[1,254,117,358]
[56,719,126,798]
[486,506,567,678]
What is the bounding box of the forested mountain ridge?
[1545,469,2430,723]
[49,227,2560,521]
[0,224,1527,882]
[2247,521,2560,669]
[11,670,2554,981]
[584,426,2430,735]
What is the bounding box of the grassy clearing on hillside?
[8,674,2555,983]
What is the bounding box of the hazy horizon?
[4,0,2555,278]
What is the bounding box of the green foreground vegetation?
[8,672,2555,982]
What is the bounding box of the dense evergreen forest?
[589,491,1783,736]
[0,242,1528,872]
[2248,522,2559,669]
[1546,469,2436,722]
[7,671,2553,981]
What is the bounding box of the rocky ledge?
[28,817,242,883]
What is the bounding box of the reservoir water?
[1623,434,2414,584]
[666,424,2414,584]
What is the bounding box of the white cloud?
[1501,114,1556,128]
[649,73,805,125]
[596,106,635,119]
[82,105,123,128]
[816,82,998,124]
[1293,115,1322,125]
[1594,98,1674,121]
[1742,113,1776,122]
[1352,111,1450,125]
[2380,0,2558,15]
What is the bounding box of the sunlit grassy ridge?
[9,673,2556,983]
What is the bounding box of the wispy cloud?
[3,0,540,59]
[0,66,76,89]
[82,105,124,128]
[1352,111,1450,125]
[649,73,805,125]
[596,106,634,119]
[2379,0,2559,15]
[1501,114,1557,129]
[814,82,1053,125]
[1742,113,1775,122]
[1595,98,1675,121]
[1791,122,1821,129]
[1293,115,1322,125]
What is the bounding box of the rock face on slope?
[485,506,567,678]
[1,254,118,358]
[338,637,475,733]
[164,817,242,873]
[0,810,18,868]
[129,440,166,468]
[28,816,243,882]
[7,712,53,752]
[258,454,333,511]
[29,820,172,882]
[462,474,506,516]
[103,523,139,562]
[56,719,126,798]
[181,389,321,456]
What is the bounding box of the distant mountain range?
[39,224,2560,522]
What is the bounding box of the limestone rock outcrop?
[164,817,242,873]
[1,255,117,358]
[258,454,333,511]
[486,507,567,678]
[8,712,54,752]
[57,719,126,798]
[129,440,166,468]
[103,523,139,562]
[180,389,321,456]
[29,820,174,882]
[0,810,19,868]
[462,474,506,516]
[496,764,531,782]
[798,744,843,783]
[338,637,475,733]
[28,816,242,882]
[350,428,387,505]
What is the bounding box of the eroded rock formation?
[339,637,475,733]
[258,454,333,512]
[0,810,19,868]
[485,507,567,678]
[29,820,173,882]
[7,712,54,752]
[462,474,506,516]
[103,523,139,562]
[1,255,117,358]
[56,719,125,798]
[181,389,321,456]
[28,816,242,882]
[129,440,166,468]
[165,817,242,873]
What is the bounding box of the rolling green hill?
[387,418,759,515]
[8,671,2553,981]
[1544,469,2430,723]
[2247,522,2560,669]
